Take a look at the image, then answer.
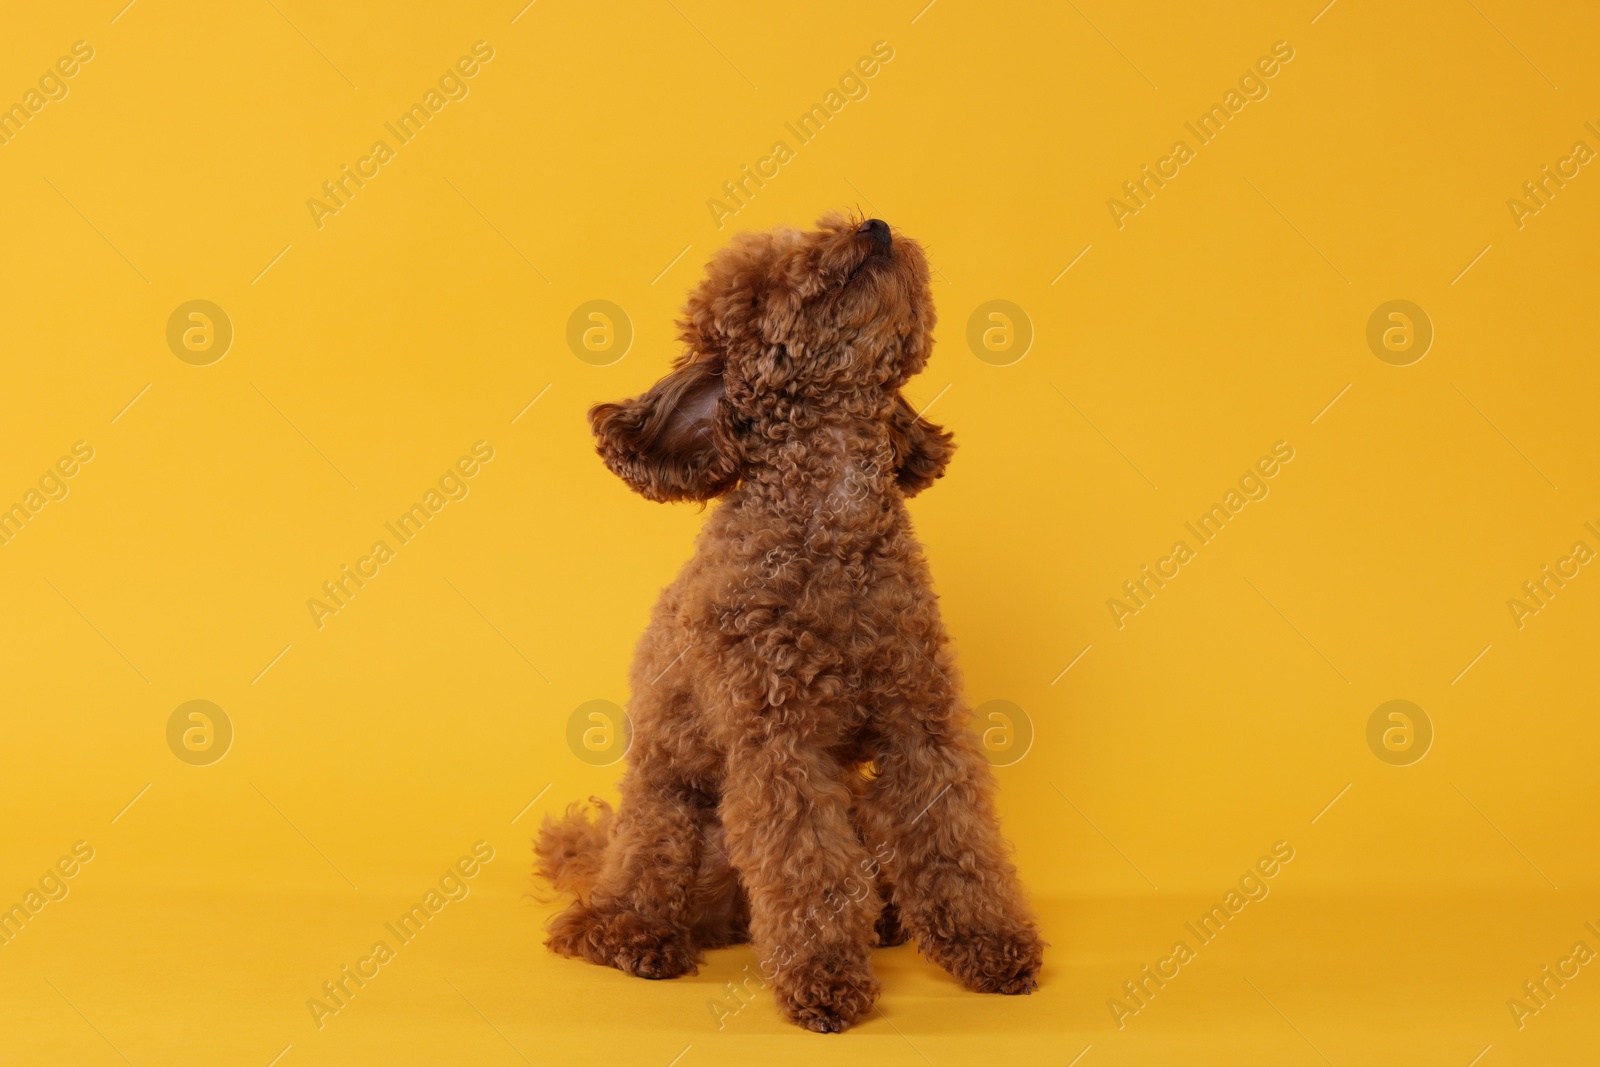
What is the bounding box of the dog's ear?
[888,394,955,496]
[588,358,738,503]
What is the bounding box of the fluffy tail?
[533,797,614,904]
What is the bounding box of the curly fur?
[535,213,1044,1032]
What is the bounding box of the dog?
[536,213,1044,1032]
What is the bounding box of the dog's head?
[588,212,952,503]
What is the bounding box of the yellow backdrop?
[2,1,1597,1064]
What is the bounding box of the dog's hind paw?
[546,902,699,979]
[873,902,909,947]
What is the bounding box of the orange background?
[1,1,1597,1063]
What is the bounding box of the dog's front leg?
[720,730,882,1033]
[858,675,1045,995]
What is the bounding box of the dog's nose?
[858,218,892,251]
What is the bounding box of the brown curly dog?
[535,213,1044,1032]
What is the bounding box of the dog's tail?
[533,798,615,904]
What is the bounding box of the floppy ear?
[588,358,738,503]
[888,394,955,496]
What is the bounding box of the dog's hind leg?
[849,770,909,948]
[544,689,715,980]
[873,897,908,947]
[686,813,750,949]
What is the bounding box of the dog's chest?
[718,530,920,639]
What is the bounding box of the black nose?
[858,218,891,250]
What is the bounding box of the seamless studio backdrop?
[2,2,1598,1065]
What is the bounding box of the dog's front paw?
[775,951,881,1033]
[923,921,1044,995]
[547,902,699,979]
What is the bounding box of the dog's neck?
[735,415,900,538]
